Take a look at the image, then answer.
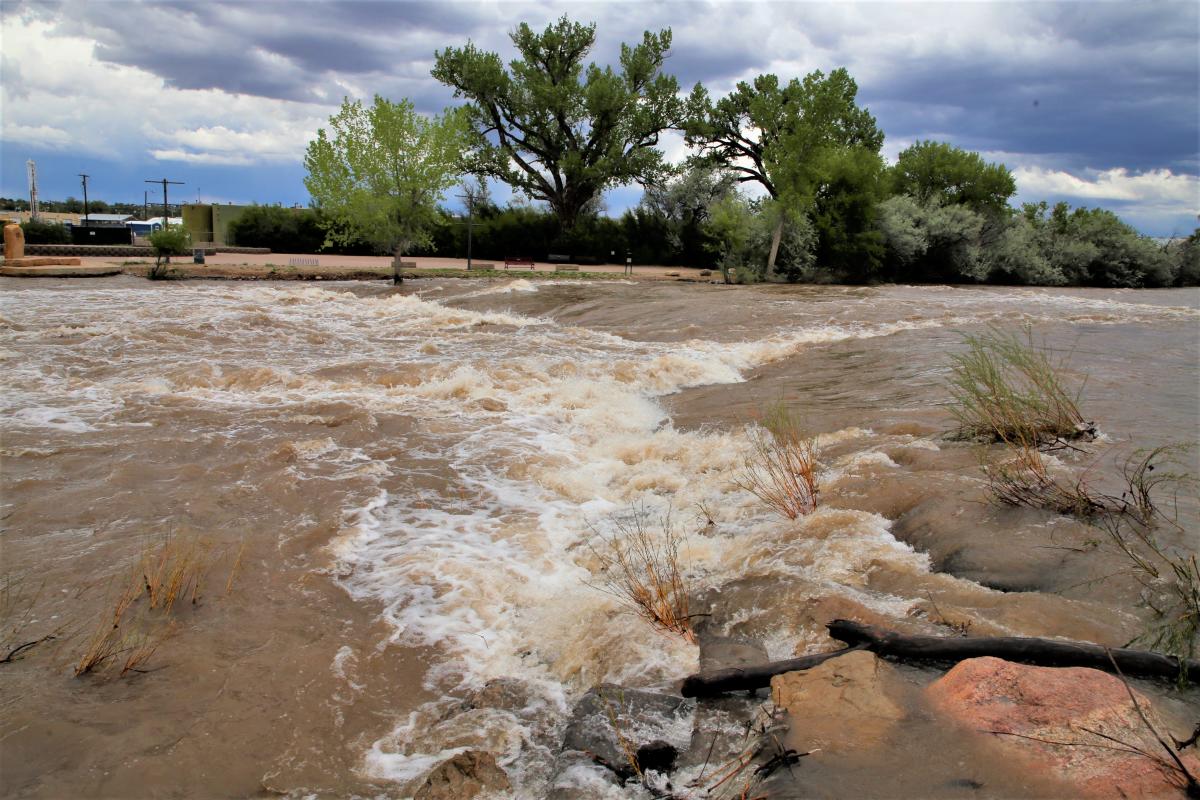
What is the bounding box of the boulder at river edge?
[926,656,1200,798]
[770,650,908,752]
[413,750,510,800]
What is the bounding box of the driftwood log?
[829,619,1200,682]
[679,646,863,698]
[680,619,1199,697]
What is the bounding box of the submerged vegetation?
[948,329,1198,669]
[948,327,1092,448]
[75,535,236,679]
[734,402,821,519]
[587,505,697,643]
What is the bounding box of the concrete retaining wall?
[2,244,271,257]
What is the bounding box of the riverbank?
[70,252,719,282]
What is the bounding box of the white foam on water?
[11,406,97,433]
[7,281,1189,795]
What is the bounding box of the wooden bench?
[504,256,535,270]
[288,256,319,267]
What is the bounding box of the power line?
[79,173,90,225]
[145,178,184,227]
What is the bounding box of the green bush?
[148,227,192,256]
[227,205,327,253]
[20,220,71,244]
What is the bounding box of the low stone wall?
[215,246,271,255]
[2,244,271,257]
[10,244,155,257]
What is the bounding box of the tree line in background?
[0,197,177,217]
[8,16,1196,286]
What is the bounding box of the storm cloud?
[2,0,1196,233]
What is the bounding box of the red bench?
[504,256,535,270]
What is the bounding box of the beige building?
[0,211,83,226]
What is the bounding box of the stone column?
[3,223,25,260]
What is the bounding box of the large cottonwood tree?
[891,141,1016,211]
[304,95,469,281]
[432,16,683,232]
[684,68,883,270]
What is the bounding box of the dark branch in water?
[680,645,865,697]
[679,621,1200,697]
[827,620,1200,683]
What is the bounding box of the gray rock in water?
[697,632,769,673]
[413,750,510,800]
[556,683,692,781]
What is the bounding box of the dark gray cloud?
[858,6,1199,175]
[13,0,1199,178]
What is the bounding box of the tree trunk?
[680,646,862,697]
[765,218,784,275]
[678,620,1200,697]
[392,244,404,285]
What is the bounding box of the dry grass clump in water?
[734,402,819,520]
[984,440,1108,518]
[75,534,233,678]
[588,505,697,643]
[948,326,1094,449]
[1,575,66,664]
[986,441,1199,672]
[141,535,215,613]
[1102,447,1199,671]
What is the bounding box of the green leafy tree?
[227,205,328,253]
[432,16,683,232]
[1170,230,1200,286]
[891,141,1016,211]
[639,164,738,266]
[304,95,469,279]
[685,68,883,271]
[809,146,886,281]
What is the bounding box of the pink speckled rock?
[926,657,1199,798]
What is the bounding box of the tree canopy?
[685,68,883,206]
[303,95,469,262]
[432,16,683,231]
[685,68,883,271]
[891,140,1016,211]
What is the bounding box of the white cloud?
[148,149,253,166]
[1,18,333,166]
[1013,166,1199,210]
[1,123,74,148]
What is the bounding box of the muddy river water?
[1,277,1197,798]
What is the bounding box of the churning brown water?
[1,277,1197,798]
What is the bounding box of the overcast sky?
[1,0,1197,235]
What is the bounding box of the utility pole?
[457,190,476,270]
[26,161,39,221]
[143,190,149,221]
[79,173,90,225]
[145,177,183,227]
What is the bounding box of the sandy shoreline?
[69,252,722,282]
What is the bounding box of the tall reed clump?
[75,534,227,678]
[948,326,1094,449]
[733,401,819,520]
[588,505,696,643]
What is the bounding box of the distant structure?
[26,160,39,221]
[182,203,251,247]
